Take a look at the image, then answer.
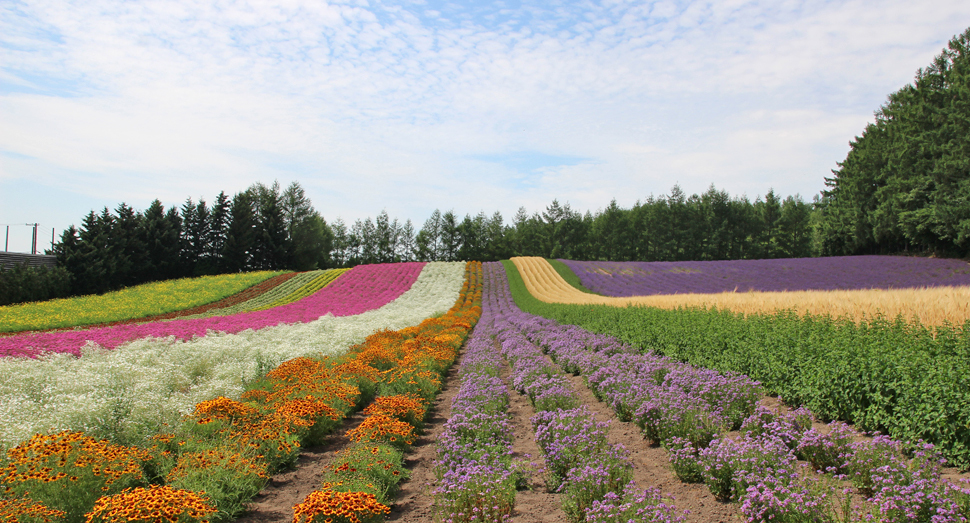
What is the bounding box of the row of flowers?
[558,256,970,296]
[487,261,686,523]
[295,261,483,523]
[1,262,483,523]
[0,271,282,335]
[497,263,970,522]
[177,269,348,319]
[0,262,466,458]
[0,262,425,358]
[430,268,518,523]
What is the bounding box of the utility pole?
[26,223,38,255]
[4,225,7,252]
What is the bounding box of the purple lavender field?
[558,256,970,296]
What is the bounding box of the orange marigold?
[0,498,65,523]
[345,415,415,447]
[84,485,216,523]
[292,488,389,523]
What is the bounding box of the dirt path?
[236,408,370,523]
[558,370,740,523]
[502,362,570,523]
[385,358,462,522]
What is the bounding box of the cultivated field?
[516,256,970,326]
[2,257,968,523]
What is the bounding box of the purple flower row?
[559,256,970,296]
[489,261,970,522]
[496,293,762,449]
[670,406,970,522]
[432,273,516,523]
[484,262,687,523]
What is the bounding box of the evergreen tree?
[397,219,416,262]
[222,191,256,272]
[374,210,399,263]
[820,26,970,256]
[330,218,350,267]
[282,182,331,270]
[209,191,230,270]
[416,209,443,261]
[250,182,289,270]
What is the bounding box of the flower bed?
[0,271,284,334]
[497,260,970,522]
[0,262,482,523]
[0,263,423,358]
[296,262,483,523]
[559,256,970,296]
[431,270,517,523]
[0,262,465,452]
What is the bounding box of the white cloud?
[1,0,969,253]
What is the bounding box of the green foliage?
[342,186,815,264]
[500,260,970,470]
[0,263,72,306]
[319,442,409,505]
[820,26,970,256]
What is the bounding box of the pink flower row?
[0,262,425,359]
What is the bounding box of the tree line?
[818,26,970,257]
[333,185,815,265]
[53,181,333,296]
[4,182,814,303]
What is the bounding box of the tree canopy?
[819,26,970,256]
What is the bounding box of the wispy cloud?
[1,0,969,251]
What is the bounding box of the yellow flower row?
[0,271,283,334]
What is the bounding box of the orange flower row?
[294,262,484,523]
[164,447,268,483]
[292,487,390,523]
[1,431,151,487]
[345,415,416,447]
[361,394,426,423]
[84,485,217,523]
[0,498,65,523]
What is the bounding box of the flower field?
[0,262,464,452]
[0,263,421,358]
[0,271,284,334]
[0,261,481,522]
[2,255,969,523]
[560,256,970,296]
[462,261,970,522]
[516,256,970,326]
[178,269,350,318]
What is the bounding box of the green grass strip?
[546,258,600,295]
[0,271,284,333]
[501,259,970,471]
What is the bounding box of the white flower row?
[0,262,465,451]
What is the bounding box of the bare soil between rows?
[233,340,970,523]
[232,341,744,523]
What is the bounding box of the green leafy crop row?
[501,260,970,470]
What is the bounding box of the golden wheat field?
[512,256,970,327]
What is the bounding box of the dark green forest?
[817,27,970,256]
[51,181,333,297]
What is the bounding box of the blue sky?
[1,0,969,253]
